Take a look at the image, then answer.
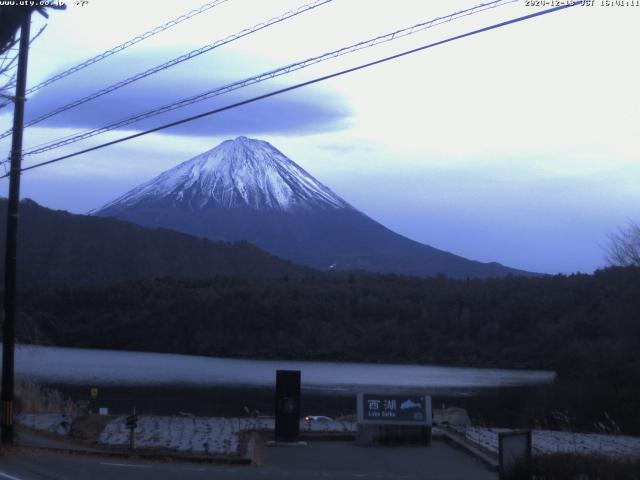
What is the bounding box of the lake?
[12,344,555,424]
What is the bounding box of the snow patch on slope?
[99,137,349,212]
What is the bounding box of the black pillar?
[275,369,301,442]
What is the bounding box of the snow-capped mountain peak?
[94,137,533,279]
[99,137,350,212]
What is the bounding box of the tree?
[0,7,30,108]
[0,5,63,109]
[605,221,640,267]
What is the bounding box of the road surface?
[0,440,497,479]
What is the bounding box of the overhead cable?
[25,0,232,96]
[0,0,331,141]
[22,0,516,156]
[1,1,582,179]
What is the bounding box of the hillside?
[0,198,309,286]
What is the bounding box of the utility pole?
[2,11,31,446]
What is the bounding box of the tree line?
[8,266,640,432]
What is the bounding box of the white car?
[303,415,333,423]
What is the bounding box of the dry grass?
[15,380,77,414]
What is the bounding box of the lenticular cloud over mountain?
[95,136,534,279]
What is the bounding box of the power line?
[0,0,332,141]
[0,1,582,180]
[24,0,231,96]
[20,0,516,157]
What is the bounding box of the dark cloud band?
[25,50,351,137]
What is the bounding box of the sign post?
[90,387,98,414]
[126,407,138,451]
[356,393,432,445]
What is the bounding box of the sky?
[0,0,638,275]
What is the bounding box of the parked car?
[303,415,333,423]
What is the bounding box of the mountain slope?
[99,136,348,212]
[0,198,308,286]
[95,136,535,279]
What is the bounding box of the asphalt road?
[0,441,497,480]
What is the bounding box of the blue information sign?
[357,393,432,426]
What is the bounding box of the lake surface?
[11,344,555,424]
[14,344,554,391]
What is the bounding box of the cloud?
[318,142,373,154]
[23,49,352,138]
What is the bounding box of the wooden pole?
[2,11,31,446]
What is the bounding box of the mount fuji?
[95,136,532,278]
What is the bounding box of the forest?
[10,266,640,433]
